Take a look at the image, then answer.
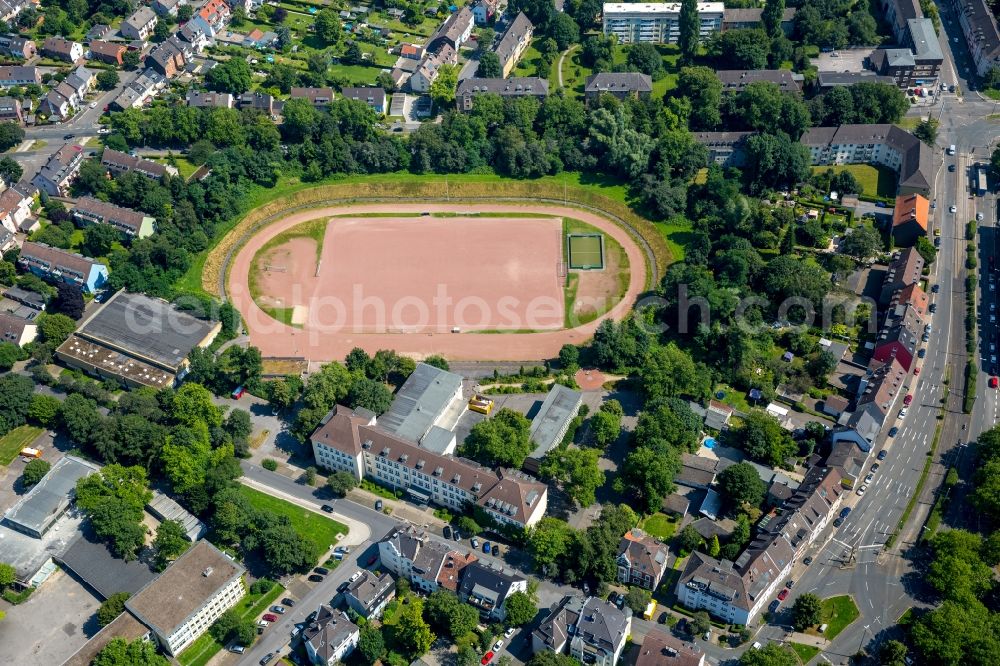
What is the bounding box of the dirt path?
[227,203,647,362]
[556,45,577,89]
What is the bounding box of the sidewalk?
[239,476,372,547]
[347,485,449,532]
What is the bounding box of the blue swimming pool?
[704,438,717,449]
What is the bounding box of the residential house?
[532,596,632,666]
[18,241,108,293]
[111,68,167,110]
[124,541,245,656]
[0,65,39,87]
[237,91,280,115]
[494,12,533,77]
[457,562,528,621]
[378,526,453,592]
[340,86,386,114]
[831,358,906,451]
[632,630,705,666]
[191,0,231,38]
[0,311,35,346]
[800,124,932,195]
[692,131,752,167]
[879,248,925,304]
[889,282,929,320]
[178,23,211,52]
[147,36,189,77]
[303,606,360,666]
[120,7,158,41]
[950,0,1000,75]
[437,550,478,592]
[676,453,718,489]
[472,0,500,25]
[456,77,548,111]
[0,96,22,124]
[40,84,77,120]
[906,19,943,83]
[400,43,424,60]
[717,69,801,94]
[616,529,669,591]
[0,0,26,25]
[185,90,234,108]
[821,395,849,418]
[87,40,125,66]
[603,2,724,44]
[826,439,866,486]
[873,303,921,371]
[758,466,844,560]
[891,193,929,246]
[31,143,84,196]
[42,37,83,63]
[676,535,794,625]
[584,72,653,105]
[0,35,35,59]
[409,44,457,92]
[101,148,177,180]
[290,86,335,107]
[71,197,155,238]
[704,400,734,430]
[722,7,796,33]
[0,185,32,232]
[153,0,182,16]
[343,571,395,619]
[879,0,920,42]
[66,66,96,97]
[428,6,474,51]
[86,24,113,41]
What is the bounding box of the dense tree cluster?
[75,465,153,560]
[525,504,637,585]
[463,408,534,468]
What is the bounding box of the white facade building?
[602,2,724,44]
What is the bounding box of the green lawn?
[237,485,347,554]
[558,48,593,98]
[818,595,860,640]
[513,41,545,78]
[640,512,678,540]
[0,426,44,465]
[810,164,896,199]
[790,642,820,663]
[177,580,284,666]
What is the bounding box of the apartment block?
[603,2,724,44]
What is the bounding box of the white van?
[948,145,956,155]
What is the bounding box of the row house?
[120,6,158,41]
[950,0,1000,76]
[340,86,386,114]
[31,143,83,196]
[88,40,126,66]
[832,357,907,451]
[0,185,32,233]
[0,96,22,124]
[191,0,231,38]
[42,36,83,63]
[111,68,166,111]
[237,91,280,115]
[40,81,80,120]
[186,90,234,108]
[0,65,39,87]
[891,192,929,247]
[17,241,108,293]
[378,526,454,593]
[102,148,178,181]
[65,66,96,99]
[178,22,211,53]
[428,6,474,52]
[71,197,155,238]
[0,34,34,60]
[290,86,334,107]
[0,0,27,24]
[494,11,533,77]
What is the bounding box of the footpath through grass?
[237,484,347,554]
[0,425,44,465]
[178,580,285,666]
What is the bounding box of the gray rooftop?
[3,456,98,537]
[907,19,943,63]
[378,363,464,443]
[528,384,582,460]
[56,530,158,599]
[74,291,218,372]
[147,490,207,542]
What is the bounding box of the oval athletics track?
[227,202,648,362]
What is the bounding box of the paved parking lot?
[0,569,101,666]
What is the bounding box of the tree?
[58,393,103,444]
[678,524,703,553]
[37,312,76,346]
[21,458,50,487]
[791,593,822,630]
[689,610,711,636]
[426,589,479,639]
[743,132,811,194]
[558,344,579,369]
[737,411,798,467]
[624,586,651,614]
[879,640,909,666]
[526,517,574,568]
[153,519,189,570]
[0,122,23,151]
[713,29,770,70]
[626,43,663,78]
[0,156,22,184]
[677,67,721,130]
[708,534,721,557]
[0,341,23,370]
[477,50,501,78]
[97,592,131,627]
[910,599,1000,666]
[92,637,168,666]
[0,562,13,589]
[915,235,937,265]
[81,223,121,258]
[678,0,700,64]
[762,0,785,36]
[848,12,879,45]
[391,597,435,658]
[716,462,766,509]
[327,471,358,496]
[457,516,482,536]
[549,13,580,50]
[504,591,536,626]
[619,445,679,512]
[926,529,994,601]
[527,653,580,666]
[205,58,253,95]
[539,447,604,507]
[75,465,152,560]
[463,408,534,467]
[740,643,797,666]
[28,394,60,426]
[839,224,881,260]
[915,117,939,146]
[314,9,343,45]
[429,64,459,109]
[52,281,85,319]
[122,49,140,70]
[424,355,450,371]
[590,408,621,448]
[358,625,385,664]
[96,70,119,91]
[347,377,393,414]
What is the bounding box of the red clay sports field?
[227,203,646,361]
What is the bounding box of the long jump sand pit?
[254,216,565,333]
[228,203,647,361]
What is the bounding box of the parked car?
[768,600,780,613]
[229,646,246,654]
[338,581,350,593]
[777,589,789,601]
[491,544,500,556]
[308,574,324,582]
[992,376,999,389]
[833,517,844,527]
[263,613,278,622]
[918,348,927,358]
[272,606,286,614]
[493,639,504,651]
[932,283,940,293]
[283,598,296,606]
[482,541,491,554]
[871,463,880,472]
[443,525,452,539]
[375,500,383,511]
[481,650,494,665]
[877,450,888,460]
[903,394,913,406]
[471,538,480,549]
[803,556,813,565]
[864,473,874,484]
[504,627,516,638]
[929,303,937,313]
[857,484,867,496]
[840,507,852,519]
[260,654,275,666]
[786,580,795,588]
[888,427,898,437]
[321,504,334,513]
[315,567,330,575]
[257,619,270,628]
